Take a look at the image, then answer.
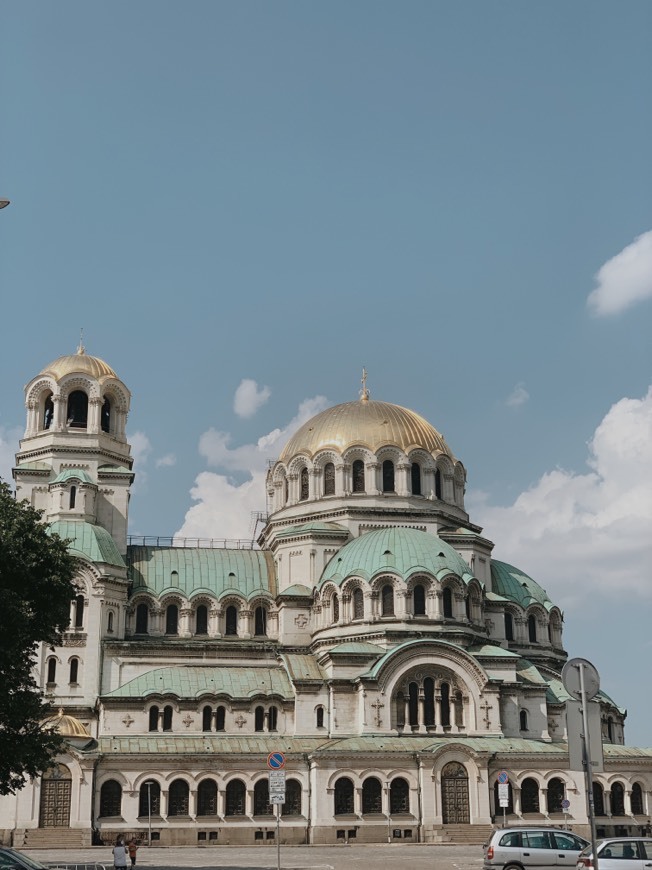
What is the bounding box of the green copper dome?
[320,526,473,587]
[490,560,554,611]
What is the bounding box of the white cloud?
[587,230,652,316]
[155,453,177,468]
[233,379,271,418]
[473,386,652,606]
[176,395,329,541]
[506,382,529,408]
[130,431,152,490]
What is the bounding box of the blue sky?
[1,2,651,745]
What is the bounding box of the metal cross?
[480,700,493,729]
[371,699,384,727]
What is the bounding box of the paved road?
[24,844,485,870]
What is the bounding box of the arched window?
[67,390,88,428]
[300,467,309,501]
[593,782,605,816]
[69,658,79,684]
[423,677,435,726]
[215,706,225,731]
[46,657,57,685]
[107,611,114,633]
[165,604,178,635]
[381,584,394,616]
[135,603,149,634]
[334,777,354,815]
[99,779,122,817]
[254,606,267,636]
[440,681,451,727]
[411,463,422,496]
[390,777,410,814]
[255,706,265,732]
[282,779,302,816]
[202,705,212,732]
[493,780,513,815]
[631,782,644,815]
[138,780,160,817]
[465,596,471,620]
[254,779,273,816]
[505,612,514,641]
[362,777,382,814]
[168,779,189,816]
[316,706,325,728]
[101,398,111,433]
[408,682,419,728]
[606,717,614,742]
[382,460,395,492]
[352,588,364,620]
[74,594,84,628]
[519,710,528,731]
[435,469,442,499]
[442,587,453,618]
[547,777,565,813]
[148,706,159,732]
[225,779,246,816]
[528,614,537,643]
[195,605,208,635]
[413,583,426,616]
[324,462,335,496]
[69,486,77,509]
[521,777,540,813]
[225,605,238,636]
[332,594,339,623]
[268,706,278,731]
[162,705,173,731]
[352,459,365,493]
[43,394,54,430]
[197,779,218,816]
[611,781,625,816]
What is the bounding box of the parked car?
[484,827,590,870]
[576,837,652,870]
[0,849,50,870]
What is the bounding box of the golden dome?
[279,398,455,462]
[39,346,117,381]
[42,709,91,738]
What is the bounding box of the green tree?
[0,479,79,794]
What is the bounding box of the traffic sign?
[498,783,510,807]
[267,751,286,770]
[270,793,285,804]
[562,658,600,701]
[497,771,509,784]
[562,799,570,809]
[269,770,286,786]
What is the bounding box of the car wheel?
[504,864,523,870]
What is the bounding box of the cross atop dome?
[359,367,370,403]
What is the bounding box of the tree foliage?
[0,479,79,794]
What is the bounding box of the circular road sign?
[562,658,600,701]
[497,771,509,784]
[267,751,286,770]
[562,799,571,809]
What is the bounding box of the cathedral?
[0,347,650,848]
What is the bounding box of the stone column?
[354,786,362,817]
[397,463,411,496]
[53,395,66,431]
[337,463,347,495]
[245,788,254,817]
[179,607,192,638]
[287,473,298,504]
[89,396,102,433]
[310,467,320,499]
[366,462,380,494]
[240,609,253,639]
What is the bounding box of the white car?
[576,838,652,870]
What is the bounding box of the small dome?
[42,708,91,737]
[39,346,117,381]
[320,526,472,586]
[490,560,554,611]
[280,398,455,462]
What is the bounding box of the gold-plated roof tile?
[279,399,454,461]
[39,347,117,381]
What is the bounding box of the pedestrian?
[128,839,138,867]
[113,837,128,870]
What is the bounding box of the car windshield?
[0,851,48,870]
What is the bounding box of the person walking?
[128,839,138,867]
[113,837,128,870]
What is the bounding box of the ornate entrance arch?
[441,761,470,824]
[39,764,72,827]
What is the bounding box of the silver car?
[576,838,652,870]
[484,827,590,870]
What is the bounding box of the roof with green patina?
[275,521,349,539]
[491,560,554,612]
[281,654,327,682]
[277,583,313,598]
[52,468,94,484]
[516,658,548,686]
[546,676,624,713]
[48,520,125,567]
[328,641,385,655]
[128,546,276,600]
[319,527,474,587]
[362,637,480,679]
[468,644,520,659]
[104,665,294,700]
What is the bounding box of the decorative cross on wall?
[371,699,384,727]
[480,700,493,729]
[122,715,134,728]
[235,714,247,729]
[182,714,194,728]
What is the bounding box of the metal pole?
[386,781,391,843]
[276,803,281,870]
[578,663,599,870]
[147,783,152,847]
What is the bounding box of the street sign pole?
[578,662,600,870]
[276,803,280,870]
[267,752,286,870]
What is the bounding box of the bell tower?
[14,343,134,555]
